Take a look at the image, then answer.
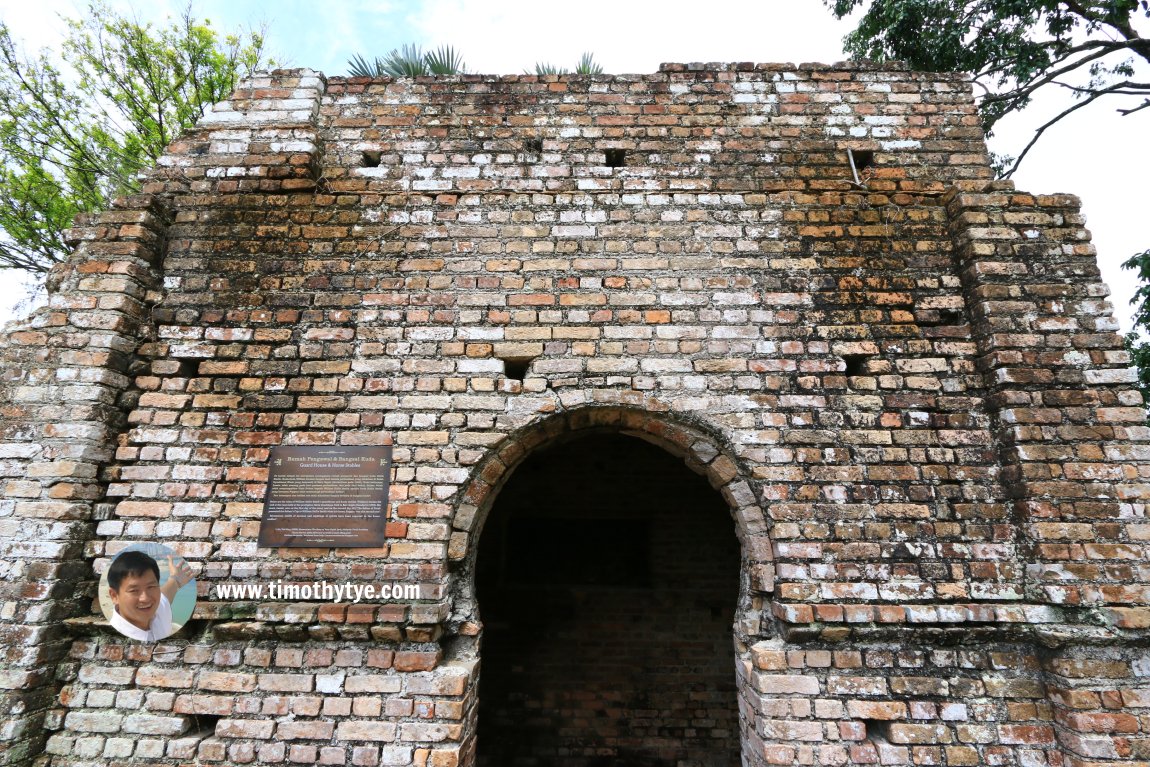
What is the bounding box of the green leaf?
[531,53,603,76]
[350,43,466,77]
[381,44,429,77]
[348,54,385,78]
[574,52,603,75]
[425,45,465,75]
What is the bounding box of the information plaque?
[259,446,393,547]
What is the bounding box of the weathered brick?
[3,62,1148,767]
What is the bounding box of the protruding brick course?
[0,64,1146,766]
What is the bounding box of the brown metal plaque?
[259,446,393,547]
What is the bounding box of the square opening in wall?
[842,354,869,377]
[918,307,966,327]
[502,357,533,381]
[604,148,626,168]
[849,149,875,170]
[188,713,223,737]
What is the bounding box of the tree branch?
[1119,98,1150,116]
[974,38,1130,81]
[1063,0,1150,65]
[979,45,1125,108]
[1053,80,1150,96]
[1001,81,1133,177]
[0,49,109,188]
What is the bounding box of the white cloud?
[408,0,858,74]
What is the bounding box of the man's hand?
[161,555,194,602]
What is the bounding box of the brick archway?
[447,403,775,767]
[449,404,775,627]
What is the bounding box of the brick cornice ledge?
[773,601,1150,645]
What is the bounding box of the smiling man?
[106,550,193,642]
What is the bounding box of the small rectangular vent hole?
[361,150,382,167]
[862,719,890,744]
[189,713,223,736]
[918,307,966,327]
[502,357,532,381]
[604,148,626,168]
[842,354,869,377]
[851,149,875,170]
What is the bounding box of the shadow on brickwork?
[475,433,740,767]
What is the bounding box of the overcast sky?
[0,0,1145,333]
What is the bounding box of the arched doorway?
[474,432,742,766]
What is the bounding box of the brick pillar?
[947,180,1150,764]
[0,196,168,767]
[946,180,1150,610]
[1040,646,1150,764]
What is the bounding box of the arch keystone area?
[448,403,777,611]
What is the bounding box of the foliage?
[1124,248,1150,332]
[533,61,563,75]
[1124,331,1150,402]
[348,44,466,77]
[826,0,1150,176]
[1124,247,1150,402]
[575,52,604,75]
[0,2,271,274]
[533,52,604,76]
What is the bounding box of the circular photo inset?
[99,542,196,642]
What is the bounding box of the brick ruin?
[1,62,1149,766]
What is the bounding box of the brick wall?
[0,63,1147,766]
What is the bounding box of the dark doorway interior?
[475,433,741,767]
